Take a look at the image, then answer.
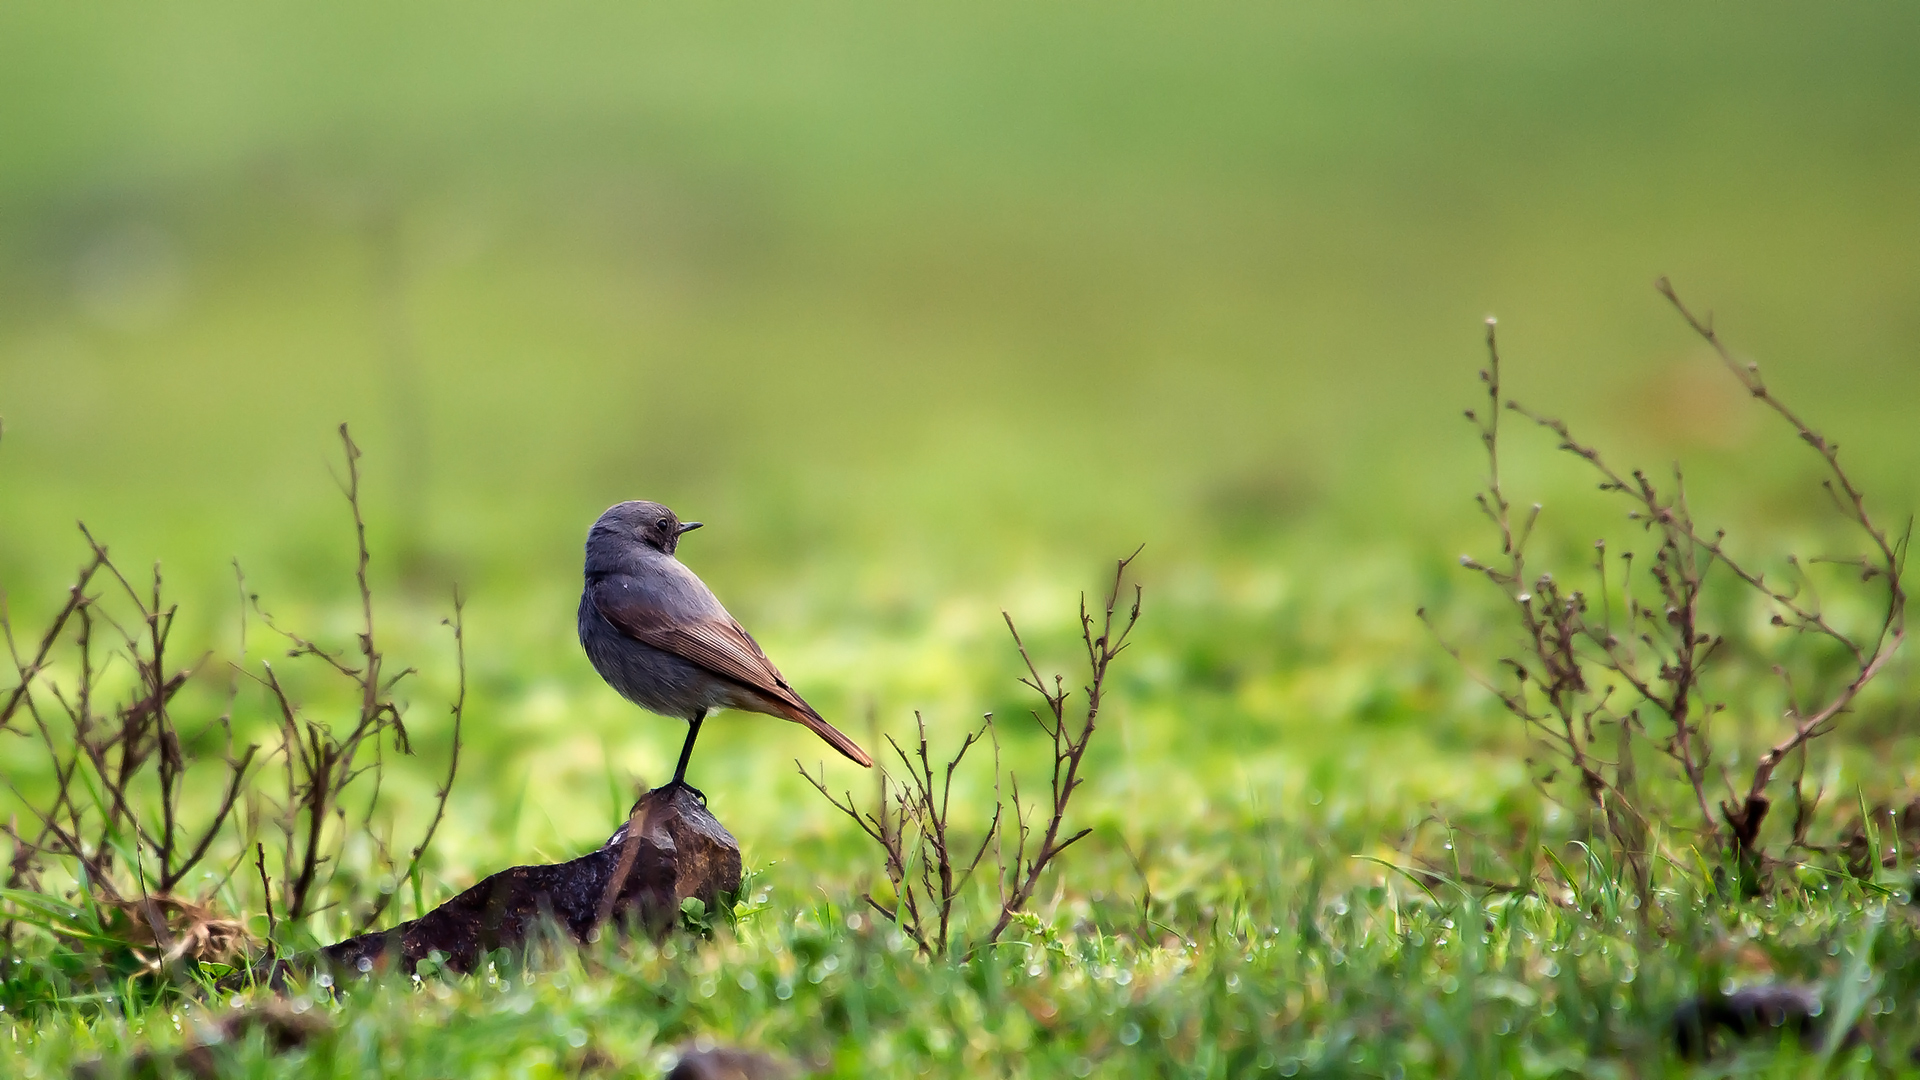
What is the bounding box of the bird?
[577,500,873,798]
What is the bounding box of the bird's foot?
[659,778,707,807]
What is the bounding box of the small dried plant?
[0,425,464,999]
[1,538,257,969]
[245,426,466,933]
[803,548,1141,957]
[1428,280,1908,896]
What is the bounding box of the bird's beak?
[676,521,704,535]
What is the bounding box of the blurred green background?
[2,2,1917,876]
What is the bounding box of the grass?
[4,1,1920,1075]
[8,818,1920,1076]
[4,501,1918,1075]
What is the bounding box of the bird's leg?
[666,711,706,804]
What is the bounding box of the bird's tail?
[783,701,873,768]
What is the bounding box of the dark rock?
[76,999,331,1079]
[1672,983,1826,1060]
[667,1047,798,1080]
[269,785,740,982]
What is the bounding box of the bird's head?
[590,500,703,558]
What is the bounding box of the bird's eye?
[657,518,672,531]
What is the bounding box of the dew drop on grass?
[1119,1022,1141,1045]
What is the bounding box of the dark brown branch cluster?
[0,425,465,977]
[803,709,998,956]
[803,548,1142,956]
[246,427,467,932]
[0,539,253,949]
[1431,282,1908,892]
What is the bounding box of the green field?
[4,2,1920,1075]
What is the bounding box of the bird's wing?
[592,580,797,704]
[591,580,873,767]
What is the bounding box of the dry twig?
[802,548,1142,956]
[1,425,465,980]
[1433,284,1907,891]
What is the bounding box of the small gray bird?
[578,500,873,795]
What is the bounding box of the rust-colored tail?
[779,699,873,767]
